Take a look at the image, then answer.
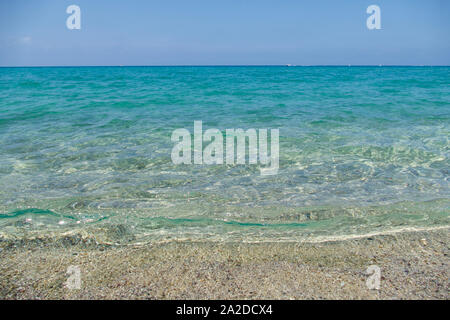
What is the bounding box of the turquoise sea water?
[0,66,449,243]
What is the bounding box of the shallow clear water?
[0,66,449,243]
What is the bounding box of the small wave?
[0,208,73,219]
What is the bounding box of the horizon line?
[1,64,449,68]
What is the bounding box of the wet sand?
[0,228,448,299]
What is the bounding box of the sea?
[0,66,448,243]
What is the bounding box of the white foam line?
[303,225,450,244]
[128,224,450,246]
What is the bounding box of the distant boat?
[286,64,292,67]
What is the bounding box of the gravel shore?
[0,228,448,299]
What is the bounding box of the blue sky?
[0,0,449,66]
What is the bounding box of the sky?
[0,0,449,66]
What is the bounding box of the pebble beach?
[1,227,448,300]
